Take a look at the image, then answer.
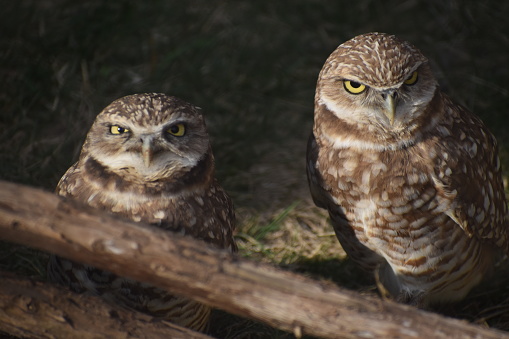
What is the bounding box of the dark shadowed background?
[1,1,508,337]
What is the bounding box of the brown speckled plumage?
[48,93,236,331]
[307,33,508,306]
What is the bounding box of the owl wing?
[306,133,331,210]
[431,98,509,253]
[172,181,237,253]
[55,161,81,197]
[55,159,103,202]
[212,184,238,252]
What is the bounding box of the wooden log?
[0,272,213,339]
[0,180,507,339]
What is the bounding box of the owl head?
[81,93,211,182]
[316,33,438,136]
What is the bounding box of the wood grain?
[0,180,507,339]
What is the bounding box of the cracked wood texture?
[0,272,212,339]
[0,180,508,339]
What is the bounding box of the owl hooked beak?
[382,91,396,125]
[141,136,155,167]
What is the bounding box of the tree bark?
[0,272,213,339]
[0,180,507,339]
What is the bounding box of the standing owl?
[48,93,236,331]
[307,33,508,306]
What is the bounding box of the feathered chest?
[316,143,446,225]
[314,142,465,261]
[56,159,235,250]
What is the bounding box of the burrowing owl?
[48,93,236,331]
[307,32,508,306]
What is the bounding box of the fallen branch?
[0,271,212,339]
[0,180,507,339]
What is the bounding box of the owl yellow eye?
[343,80,366,94]
[404,71,418,85]
[166,123,186,137]
[110,125,130,135]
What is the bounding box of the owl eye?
[110,125,130,135]
[343,80,366,94]
[166,123,186,137]
[404,71,418,85]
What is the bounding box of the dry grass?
[1,0,509,338]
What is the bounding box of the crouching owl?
[48,93,236,331]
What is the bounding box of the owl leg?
[375,262,429,307]
[374,263,393,301]
[374,261,400,301]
